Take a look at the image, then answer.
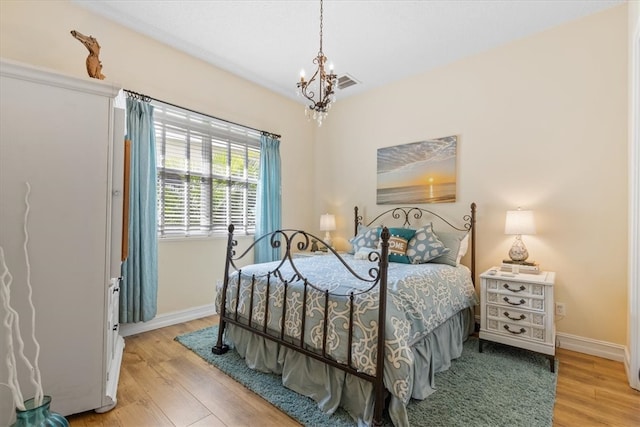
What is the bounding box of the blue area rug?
[176,326,557,426]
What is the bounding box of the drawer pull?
[504,325,526,335]
[503,311,526,321]
[503,283,526,293]
[503,297,526,306]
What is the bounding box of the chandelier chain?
[319,0,323,56]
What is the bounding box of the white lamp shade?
[320,213,336,231]
[504,209,536,235]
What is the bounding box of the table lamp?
[504,208,536,262]
[320,213,336,248]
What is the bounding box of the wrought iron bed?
[213,203,477,426]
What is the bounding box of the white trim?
[628,3,640,391]
[119,304,217,337]
[97,335,124,413]
[556,332,626,362]
[0,57,121,98]
[625,347,633,387]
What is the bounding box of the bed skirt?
[223,307,475,427]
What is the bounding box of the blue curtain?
[121,98,158,323]
[254,134,282,263]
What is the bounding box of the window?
[153,100,261,237]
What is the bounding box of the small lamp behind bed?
[320,213,336,249]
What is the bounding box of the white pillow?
[457,233,470,264]
[354,247,377,260]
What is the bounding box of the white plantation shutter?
[153,100,261,237]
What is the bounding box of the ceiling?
[75,0,624,104]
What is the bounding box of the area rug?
[176,326,558,426]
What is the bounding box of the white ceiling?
[75,0,624,103]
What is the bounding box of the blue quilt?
[216,254,477,407]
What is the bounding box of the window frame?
[152,100,261,238]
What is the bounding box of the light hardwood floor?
[68,316,639,427]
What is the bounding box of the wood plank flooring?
[68,316,640,427]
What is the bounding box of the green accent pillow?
[430,229,469,266]
[406,223,451,264]
[380,227,416,264]
[349,225,381,254]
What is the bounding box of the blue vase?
[12,396,69,427]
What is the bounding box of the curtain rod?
[123,89,281,139]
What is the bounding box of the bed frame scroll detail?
[213,225,391,426]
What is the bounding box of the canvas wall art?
[377,135,457,204]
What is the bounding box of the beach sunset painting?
[377,136,457,204]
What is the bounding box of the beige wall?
[317,5,628,345]
[0,0,316,316]
[0,1,630,346]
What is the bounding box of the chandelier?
[296,0,337,126]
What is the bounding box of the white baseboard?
[556,332,626,362]
[624,347,640,390]
[119,304,217,337]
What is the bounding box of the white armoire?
[0,58,125,420]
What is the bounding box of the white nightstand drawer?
[486,291,546,311]
[486,319,548,342]
[485,304,546,328]
[486,278,545,297]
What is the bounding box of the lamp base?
[323,232,333,250]
[508,235,529,262]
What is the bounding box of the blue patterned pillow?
[380,227,416,264]
[349,225,381,254]
[406,223,450,264]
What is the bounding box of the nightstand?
[478,267,556,372]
